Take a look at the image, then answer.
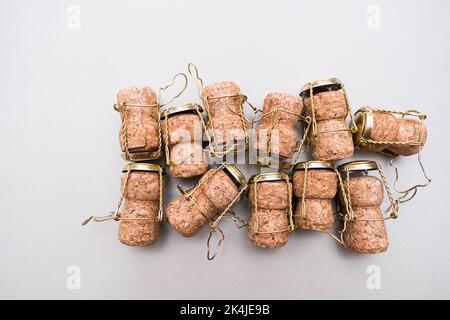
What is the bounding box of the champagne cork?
[293,161,337,231]
[249,179,291,210]
[261,92,303,126]
[303,90,348,121]
[248,173,291,248]
[168,143,208,178]
[202,81,248,149]
[353,109,398,153]
[162,109,203,145]
[254,124,299,159]
[253,93,303,160]
[248,207,289,249]
[198,169,241,211]
[165,187,216,237]
[118,200,160,246]
[117,87,160,159]
[339,176,384,207]
[118,164,163,246]
[161,104,208,178]
[338,161,389,254]
[167,164,246,237]
[342,206,389,254]
[294,199,334,231]
[300,79,355,161]
[388,118,428,156]
[354,108,427,155]
[311,119,354,161]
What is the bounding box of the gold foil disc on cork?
[293,161,335,171]
[353,107,375,148]
[122,163,164,174]
[222,163,247,188]
[160,103,203,120]
[249,172,292,184]
[299,78,343,98]
[337,160,379,173]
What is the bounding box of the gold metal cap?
[353,107,374,148]
[337,160,379,172]
[299,78,343,98]
[160,103,203,120]
[121,151,161,162]
[222,163,247,187]
[122,163,164,173]
[293,161,335,171]
[248,172,291,184]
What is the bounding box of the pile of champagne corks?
[86,73,429,257]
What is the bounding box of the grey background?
[0,0,449,299]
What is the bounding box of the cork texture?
[294,198,334,231]
[253,93,302,159]
[118,200,160,246]
[202,81,248,147]
[248,180,291,210]
[248,207,289,248]
[303,91,347,121]
[199,169,240,211]
[293,169,337,231]
[162,113,203,146]
[388,118,428,156]
[168,142,208,178]
[253,124,298,159]
[312,118,354,161]
[117,87,160,152]
[166,167,241,237]
[343,206,389,254]
[202,81,242,116]
[118,170,162,246]
[166,187,216,237]
[208,119,246,146]
[293,169,338,199]
[261,92,303,125]
[121,171,161,201]
[363,111,398,152]
[339,175,384,207]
